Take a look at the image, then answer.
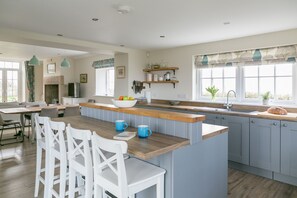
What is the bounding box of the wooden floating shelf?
[143,67,179,75]
[142,80,179,88]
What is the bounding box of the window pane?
[212,68,223,78]
[213,79,223,97]
[224,78,236,97]
[259,65,274,77]
[276,64,292,76]
[106,69,114,96]
[201,79,211,96]
[244,66,258,77]
[276,77,292,100]
[224,67,236,78]
[259,77,274,99]
[12,62,20,69]
[201,68,211,78]
[5,62,12,69]
[245,78,258,98]
[0,62,4,68]
[7,70,18,102]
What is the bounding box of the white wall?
[73,50,147,103]
[147,28,297,100]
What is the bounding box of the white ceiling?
[0,0,297,58]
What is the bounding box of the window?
[243,64,293,101]
[199,67,236,98]
[0,61,21,102]
[196,62,295,104]
[95,67,114,96]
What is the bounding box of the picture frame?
[47,63,56,74]
[80,73,88,83]
[116,66,125,79]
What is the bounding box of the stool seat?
[100,158,166,186]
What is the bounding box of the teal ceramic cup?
[137,125,152,138]
[115,120,128,132]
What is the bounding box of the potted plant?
[262,91,270,105]
[206,85,219,101]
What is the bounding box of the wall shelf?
[142,80,179,88]
[143,67,179,75]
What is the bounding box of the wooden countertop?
[136,103,297,121]
[80,103,205,123]
[56,116,190,160]
[202,123,228,140]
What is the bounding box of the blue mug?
[115,120,128,132]
[137,125,152,138]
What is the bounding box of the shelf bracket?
[173,83,176,88]
[173,70,175,75]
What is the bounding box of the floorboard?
[1,133,297,198]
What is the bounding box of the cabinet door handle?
[221,117,225,120]
[215,116,219,119]
[251,120,254,124]
[282,124,287,127]
[273,122,278,126]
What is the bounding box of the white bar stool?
[34,115,50,198]
[66,124,93,198]
[44,119,68,198]
[91,133,166,198]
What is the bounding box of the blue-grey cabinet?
[221,115,250,165]
[250,118,280,172]
[281,121,297,177]
[197,112,250,165]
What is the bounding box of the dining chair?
[91,133,166,198]
[66,124,93,198]
[0,114,23,146]
[24,104,40,138]
[63,106,81,117]
[40,107,59,118]
[44,119,68,198]
[34,115,50,198]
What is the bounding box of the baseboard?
[228,161,273,179]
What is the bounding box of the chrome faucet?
[224,90,236,110]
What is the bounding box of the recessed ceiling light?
[120,45,125,47]
[160,35,165,38]
[92,18,99,21]
[117,5,131,14]
[223,22,230,25]
[57,34,63,37]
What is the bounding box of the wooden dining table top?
[55,116,190,160]
[0,105,68,114]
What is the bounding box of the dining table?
[0,105,67,142]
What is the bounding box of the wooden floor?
[1,136,297,198]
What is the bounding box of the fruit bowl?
[111,99,137,108]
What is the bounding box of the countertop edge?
[202,123,228,140]
[80,103,205,123]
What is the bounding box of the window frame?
[95,67,115,97]
[196,62,297,105]
[0,60,22,102]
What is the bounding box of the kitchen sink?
[192,107,256,114]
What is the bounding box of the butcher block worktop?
[80,102,205,123]
[56,116,190,160]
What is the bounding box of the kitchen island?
[79,103,228,198]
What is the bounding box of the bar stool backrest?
[34,114,50,140]
[91,133,128,197]
[44,119,66,155]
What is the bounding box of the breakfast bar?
[78,103,228,198]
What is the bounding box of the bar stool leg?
[156,176,164,198]
[34,146,42,197]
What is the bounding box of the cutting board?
[257,111,297,121]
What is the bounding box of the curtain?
[194,44,297,68]
[25,61,35,102]
[92,58,114,69]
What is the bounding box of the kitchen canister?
[153,74,158,81]
[146,73,152,81]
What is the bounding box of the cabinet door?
[250,118,280,172]
[281,121,297,177]
[199,112,222,125]
[221,115,250,165]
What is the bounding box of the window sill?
[94,95,114,98]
